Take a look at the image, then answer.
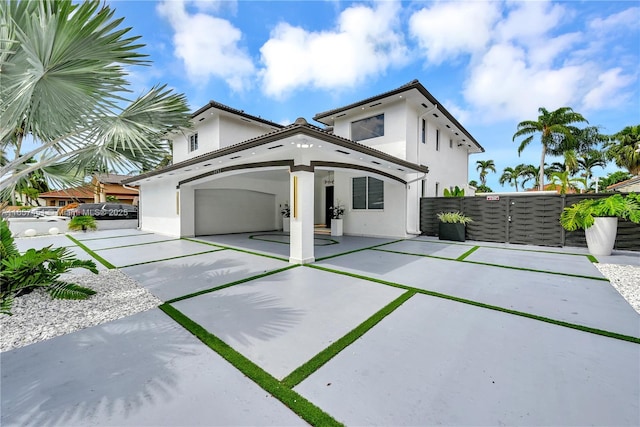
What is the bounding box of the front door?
[325,186,334,228]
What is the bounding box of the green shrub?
[0,219,98,315]
[560,193,640,231]
[444,186,465,197]
[437,211,473,224]
[68,215,97,231]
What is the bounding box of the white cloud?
[463,43,585,121]
[157,0,254,91]
[589,7,640,32]
[495,1,567,44]
[259,2,408,97]
[408,1,500,64]
[582,68,636,111]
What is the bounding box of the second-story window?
[189,133,198,152]
[450,138,453,149]
[421,119,426,144]
[351,114,384,142]
[435,129,440,151]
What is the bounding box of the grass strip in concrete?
[282,289,415,388]
[308,264,640,345]
[165,265,300,304]
[456,245,480,261]
[93,238,179,251]
[373,248,607,282]
[159,304,344,427]
[314,239,405,262]
[74,232,154,241]
[119,249,226,268]
[587,254,599,263]
[183,237,289,262]
[66,235,116,269]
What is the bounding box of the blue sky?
[109,0,639,191]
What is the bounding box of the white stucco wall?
[172,113,275,164]
[332,100,407,160]
[332,170,408,238]
[138,178,182,237]
[331,100,471,197]
[218,116,271,148]
[418,118,469,196]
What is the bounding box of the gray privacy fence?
[420,193,640,251]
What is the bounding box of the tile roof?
[191,100,284,129]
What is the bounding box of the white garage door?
[195,189,276,235]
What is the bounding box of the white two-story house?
[123,80,484,263]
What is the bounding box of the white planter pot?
[283,217,290,232]
[331,218,343,236]
[585,217,618,256]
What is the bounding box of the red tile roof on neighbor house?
[39,186,94,199]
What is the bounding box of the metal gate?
[420,194,640,250]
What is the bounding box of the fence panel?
[508,196,564,247]
[420,193,640,251]
[463,197,509,243]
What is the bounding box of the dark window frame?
[352,176,384,211]
[189,133,199,152]
[351,114,384,142]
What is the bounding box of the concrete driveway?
[2,230,639,426]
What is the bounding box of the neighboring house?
[39,174,139,207]
[39,186,94,207]
[91,174,139,205]
[123,80,484,263]
[607,175,640,193]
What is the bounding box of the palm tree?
[476,160,496,186]
[499,166,522,191]
[0,1,191,194]
[513,107,588,190]
[577,150,608,188]
[606,125,640,175]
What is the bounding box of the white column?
[289,169,315,264]
[179,186,195,237]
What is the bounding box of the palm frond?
[47,280,96,300]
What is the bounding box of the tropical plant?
[597,171,633,191]
[0,219,98,315]
[443,186,465,197]
[560,194,640,231]
[68,215,98,232]
[0,0,191,196]
[475,184,493,193]
[475,160,496,186]
[499,165,526,192]
[550,171,584,195]
[280,203,290,218]
[513,107,588,190]
[436,211,473,225]
[577,150,608,188]
[329,203,345,219]
[606,125,640,175]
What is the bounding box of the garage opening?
[195,189,276,235]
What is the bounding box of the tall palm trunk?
[539,145,546,191]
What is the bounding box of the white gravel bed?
[0,270,161,352]
[595,263,640,314]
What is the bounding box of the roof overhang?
[313,80,484,154]
[122,119,428,187]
